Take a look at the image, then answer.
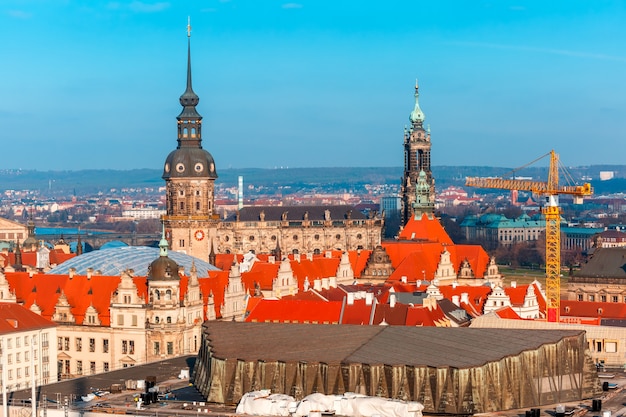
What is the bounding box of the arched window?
[155,316,160,324]
[156,291,161,301]
[166,290,172,300]
[167,317,172,324]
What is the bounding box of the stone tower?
[401,81,435,225]
[162,23,219,260]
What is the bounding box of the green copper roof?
[409,81,425,124]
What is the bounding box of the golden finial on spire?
[187,16,192,38]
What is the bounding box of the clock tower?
[401,81,434,225]
[162,23,219,260]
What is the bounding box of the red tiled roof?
[245,298,342,324]
[0,303,55,334]
[560,300,626,320]
[494,306,521,320]
[398,213,454,244]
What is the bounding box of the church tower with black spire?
[162,20,219,260]
[401,81,435,225]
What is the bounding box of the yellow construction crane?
[465,150,593,322]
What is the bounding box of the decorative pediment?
[82,304,101,326]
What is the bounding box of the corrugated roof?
[203,321,583,368]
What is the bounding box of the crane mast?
[465,150,592,322]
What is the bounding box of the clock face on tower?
[194,230,205,241]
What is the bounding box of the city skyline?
[2,1,626,171]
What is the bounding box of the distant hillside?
[1,165,625,196]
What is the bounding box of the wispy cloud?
[447,41,626,62]
[7,10,32,19]
[106,1,170,13]
[282,3,303,9]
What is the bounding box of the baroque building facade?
[161,31,383,260]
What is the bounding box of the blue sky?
[2,1,626,171]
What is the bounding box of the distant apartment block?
[121,207,166,220]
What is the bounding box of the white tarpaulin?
[236,391,424,417]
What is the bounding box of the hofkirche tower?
[162,22,219,260]
[401,81,435,224]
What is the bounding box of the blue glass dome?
[47,246,219,277]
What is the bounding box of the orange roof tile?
[0,303,55,334]
[398,213,454,244]
[245,298,342,324]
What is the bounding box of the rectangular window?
[596,341,602,352]
[103,339,109,353]
[129,340,135,355]
[122,340,128,354]
[577,294,583,301]
[117,315,124,326]
[589,295,595,302]
[132,315,137,326]
[8,370,12,380]
[15,338,20,348]
[613,296,619,303]
[167,342,173,355]
[153,342,160,356]
[24,336,29,347]
[16,369,21,379]
[90,362,96,374]
[7,354,12,365]
[103,362,109,372]
[77,360,83,375]
[89,338,95,353]
[76,338,82,352]
[179,239,185,248]
[16,353,20,363]
[7,338,12,349]
[601,295,607,302]
[25,366,29,377]
[64,337,70,351]
[25,351,29,362]
[605,341,618,353]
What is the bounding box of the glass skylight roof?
[47,246,219,277]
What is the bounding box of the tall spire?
[409,79,425,126]
[177,17,202,148]
[159,223,169,257]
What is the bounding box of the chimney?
[313,279,322,292]
[306,253,313,261]
[365,292,373,305]
[329,277,337,288]
[452,281,458,289]
[511,281,517,288]
[461,293,469,305]
[390,293,396,308]
[268,256,275,264]
[452,295,460,306]
[69,267,75,279]
[347,292,354,305]
[321,278,329,290]
[294,253,301,262]
[325,251,332,258]
[401,276,407,284]
[87,268,93,279]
